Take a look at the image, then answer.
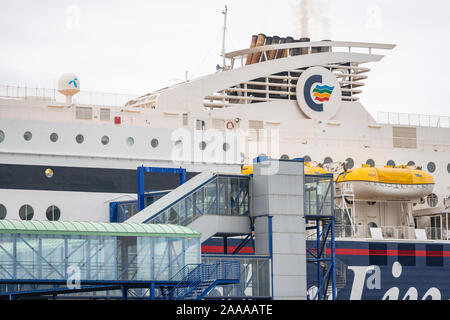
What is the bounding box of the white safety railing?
[0,84,139,107]
[377,112,450,128]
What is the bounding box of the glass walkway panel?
[128,171,250,227]
[0,220,201,284]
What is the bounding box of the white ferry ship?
[0,12,449,299]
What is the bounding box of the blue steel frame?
[137,166,187,212]
[304,173,336,300]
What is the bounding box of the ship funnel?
[250,33,266,64]
[320,39,331,52]
[245,35,258,65]
[275,37,286,59]
[268,35,280,60]
[284,36,294,58]
[299,37,310,55]
[58,73,80,105]
[260,36,273,62]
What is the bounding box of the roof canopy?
[0,220,200,238]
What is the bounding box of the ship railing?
[333,224,448,241]
[224,41,395,70]
[0,84,138,107]
[377,112,450,128]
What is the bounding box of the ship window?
[0,130,4,143]
[386,160,395,167]
[24,131,32,141]
[45,168,54,178]
[151,138,159,148]
[397,244,416,266]
[426,244,443,267]
[126,137,134,146]
[0,204,6,219]
[304,155,312,162]
[19,204,34,221]
[323,157,333,164]
[50,133,58,142]
[448,163,450,174]
[46,205,60,221]
[280,154,289,160]
[199,141,207,150]
[427,162,436,173]
[345,158,354,169]
[427,193,438,207]
[223,143,230,152]
[407,161,415,167]
[76,134,84,144]
[101,136,109,145]
[366,159,375,167]
[182,113,188,126]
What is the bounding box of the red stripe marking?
[201,245,254,254]
[323,248,450,257]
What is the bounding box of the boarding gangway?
[126,170,251,242]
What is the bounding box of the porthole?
[46,205,61,221]
[304,155,312,162]
[45,168,54,178]
[280,154,289,160]
[101,136,109,145]
[387,160,396,167]
[126,137,134,146]
[223,143,230,152]
[19,204,34,221]
[345,158,354,169]
[50,133,58,142]
[407,161,415,167]
[199,141,206,150]
[448,163,450,174]
[323,157,333,164]
[76,134,84,144]
[151,138,159,148]
[0,204,6,219]
[0,130,4,143]
[427,162,436,173]
[24,131,32,141]
[427,193,438,208]
[366,159,375,167]
[175,139,183,148]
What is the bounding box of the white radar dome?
[58,73,80,97]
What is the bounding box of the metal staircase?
[159,260,240,300]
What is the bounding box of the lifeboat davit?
[336,165,434,201]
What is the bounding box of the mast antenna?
[221,5,228,70]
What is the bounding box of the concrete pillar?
[251,158,306,299]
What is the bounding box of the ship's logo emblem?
[303,74,335,112]
[68,78,78,88]
[312,84,334,102]
[296,66,341,120]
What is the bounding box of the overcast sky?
[1,0,449,117]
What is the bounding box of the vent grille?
[99,108,110,121]
[393,127,417,149]
[75,107,93,120]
